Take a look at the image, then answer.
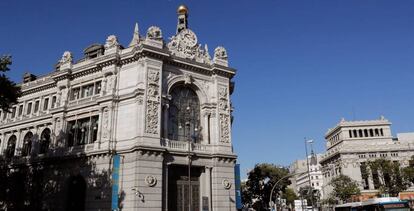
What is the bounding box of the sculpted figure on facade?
[105,35,119,49]
[146,26,162,40]
[184,73,192,85]
[214,46,228,61]
[167,29,211,64]
[59,51,73,64]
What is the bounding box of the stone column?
[15,129,22,156]
[97,107,104,146]
[206,166,213,211]
[0,133,6,155]
[203,112,210,144]
[163,102,169,139]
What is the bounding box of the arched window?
[6,135,16,158]
[364,129,368,137]
[353,130,357,138]
[21,132,33,156]
[40,128,51,154]
[168,86,201,142]
[369,129,374,137]
[359,129,363,137]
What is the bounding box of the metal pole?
[187,121,191,211]
[304,138,314,211]
[269,171,308,210]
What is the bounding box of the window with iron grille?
[168,86,201,142]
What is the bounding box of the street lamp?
[183,105,199,211]
[305,138,314,211]
[269,171,308,211]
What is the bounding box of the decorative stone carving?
[184,73,192,85]
[167,29,211,64]
[148,70,160,84]
[102,108,109,139]
[145,69,160,134]
[222,179,232,189]
[60,88,68,105]
[218,87,228,99]
[219,100,228,112]
[213,46,229,66]
[220,114,230,143]
[145,175,157,187]
[145,101,159,134]
[146,26,162,40]
[106,74,116,94]
[129,23,140,47]
[214,46,228,60]
[218,87,229,112]
[59,51,73,64]
[105,35,119,49]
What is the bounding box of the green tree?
[242,163,290,210]
[0,55,21,111]
[330,174,360,203]
[282,188,298,208]
[299,186,320,207]
[402,156,414,184]
[367,158,409,196]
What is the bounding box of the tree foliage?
[402,156,414,185]
[0,55,21,111]
[329,174,360,203]
[242,163,290,210]
[367,158,409,196]
[299,185,320,206]
[283,188,298,208]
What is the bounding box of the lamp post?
[305,138,314,211]
[183,104,199,211]
[269,171,308,211]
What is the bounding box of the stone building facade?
[320,117,414,200]
[0,5,237,211]
[289,153,324,199]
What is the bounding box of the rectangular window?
[95,81,101,94]
[43,98,49,111]
[27,102,32,115]
[11,107,16,118]
[1,110,5,120]
[34,101,39,113]
[81,84,94,98]
[51,96,56,108]
[67,115,99,146]
[70,88,80,100]
[18,105,23,116]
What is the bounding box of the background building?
[0,5,237,211]
[289,153,324,199]
[320,117,414,200]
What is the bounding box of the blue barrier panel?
[111,154,120,210]
[235,164,242,209]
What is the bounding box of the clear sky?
[2,0,414,177]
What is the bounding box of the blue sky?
[2,0,414,177]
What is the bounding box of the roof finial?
[129,22,140,47]
[176,5,189,33]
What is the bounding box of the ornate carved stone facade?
[0,5,237,211]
